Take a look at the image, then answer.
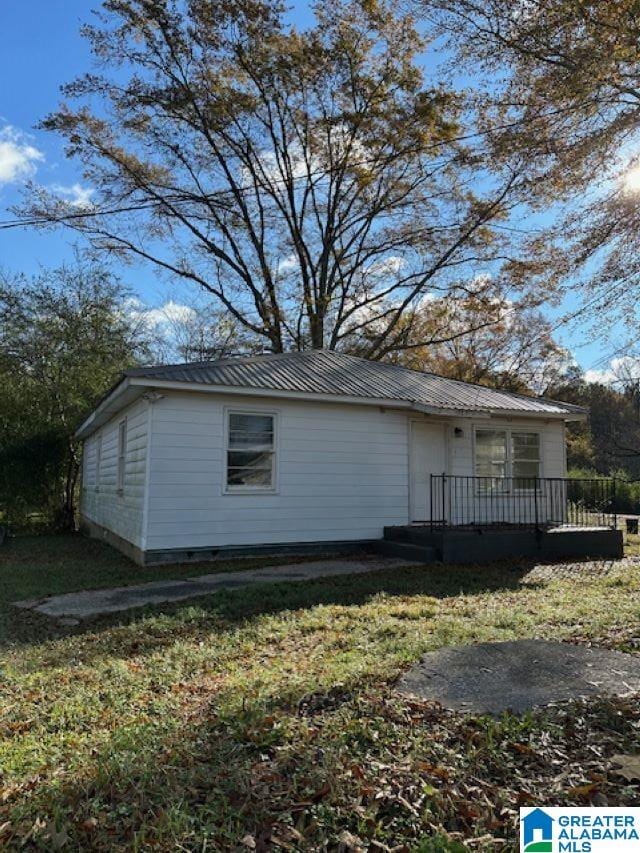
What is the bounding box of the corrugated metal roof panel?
[125,350,585,416]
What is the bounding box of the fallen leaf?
[338,829,365,852]
[516,791,536,806]
[48,823,69,850]
[568,782,599,800]
[310,782,331,803]
[416,761,450,780]
[610,754,640,782]
[512,742,537,756]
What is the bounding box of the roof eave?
[127,376,416,410]
[75,376,143,439]
[412,402,491,418]
[129,378,587,422]
[76,376,587,439]
[412,402,585,421]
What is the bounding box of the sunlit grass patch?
[1,536,640,848]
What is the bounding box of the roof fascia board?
[76,375,587,439]
[127,376,415,410]
[496,410,587,422]
[411,403,491,419]
[127,378,585,421]
[412,403,586,422]
[468,409,587,423]
[75,377,134,438]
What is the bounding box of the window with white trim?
[475,429,541,488]
[117,419,127,492]
[225,412,276,491]
[475,430,508,481]
[511,432,541,481]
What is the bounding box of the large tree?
[421,0,640,336]
[0,263,147,529]
[382,280,572,392]
[25,0,544,357]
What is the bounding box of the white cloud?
[50,182,95,208]
[126,298,197,331]
[584,355,640,385]
[249,127,371,191]
[583,367,615,384]
[0,125,44,184]
[365,256,407,278]
[277,253,299,274]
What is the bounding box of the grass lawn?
[1,536,640,850]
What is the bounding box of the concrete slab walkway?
[15,556,419,620]
[398,639,640,714]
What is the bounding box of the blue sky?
[0,2,615,377]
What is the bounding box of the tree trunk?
[60,443,79,531]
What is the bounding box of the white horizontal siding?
[447,417,566,478]
[446,416,566,525]
[80,397,149,548]
[83,437,98,489]
[145,392,410,550]
[82,385,569,554]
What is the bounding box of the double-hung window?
[475,429,540,490]
[225,411,276,491]
[511,432,541,485]
[475,430,508,484]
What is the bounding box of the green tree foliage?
[422,0,640,334]
[0,263,147,529]
[26,0,546,357]
[549,379,640,479]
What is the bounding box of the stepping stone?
[398,639,640,714]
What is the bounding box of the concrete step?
[383,525,441,546]
[374,539,439,563]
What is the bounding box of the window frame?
[511,431,542,485]
[473,428,508,486]
[117,418,127,494]
[223,408,279,495]
[473,427,542,491]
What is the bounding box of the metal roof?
[124,350,585,417]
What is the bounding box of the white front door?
[409,421,447,523]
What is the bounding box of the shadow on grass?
[4,669,638,851]
[3,559,548,662]
[3,545,636,849]
[0,533,347,650]
[0,684,384,849]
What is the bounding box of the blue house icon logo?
[522,808,554,852]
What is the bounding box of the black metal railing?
[429,475,617,530]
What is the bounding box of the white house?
[76,349,594,565]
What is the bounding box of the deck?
[380,523,623,564]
